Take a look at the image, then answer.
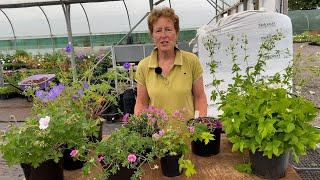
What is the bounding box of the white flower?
[286,108,292,113]
[268,83,282,89]
[309,91,315,95]
[39,116,50,130]
[151,164,159,169]
[218,109,224,116]
[231,118,235,123]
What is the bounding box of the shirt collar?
[148,47,183,68]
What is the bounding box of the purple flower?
[65,43,73,54]
[72,95,78,101]
[76,52,85,60]
[215,120,222,129]
[36,84,65,102]
[35,90,47,99]
[127,154,137,163]
[122,113,129,124]
[83,81,89,90]
[123,62,131,70]
[77,89,84,96]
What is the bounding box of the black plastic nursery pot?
[102,104,120,122]
[122,89,136,114]
[107,166,136,180]
[160,154,182,177]
[21,159,63,180]
[249,151,289,179]
[192,128,222,156]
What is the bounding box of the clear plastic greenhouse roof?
[0,0,239,39]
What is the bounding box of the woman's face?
[152,16,177,53]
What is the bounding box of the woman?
[134,7,207,120]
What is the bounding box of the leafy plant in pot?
[187,117,222,156]
[206,32,320,178]
[0,83,99,180]
[83,127,157,180]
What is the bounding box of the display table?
[64,135,300,180]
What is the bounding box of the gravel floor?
[0,43,319,180]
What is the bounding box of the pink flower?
[70,149,78,157]
[97,155,105,162]
[158,130,165,136]
[188,126,195,133]
[172,110,180,118]
[122,113,129,124]
[127,154,137,163]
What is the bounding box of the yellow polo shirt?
[135,48,203,120]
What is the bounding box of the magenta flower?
[122,113,129,124]
[123,62,131,70]
[97,155,105,162]
[127,154,137,163]
[188,126,195,133]
[70,149,78,157]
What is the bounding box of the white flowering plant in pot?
[0,83,100,168]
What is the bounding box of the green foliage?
[235,163,252,174]
[86,127,156,180]
[178,156,197,177]
[123,113,159,137]
[204,31,320,162]
[289,0,320,10]
[0,82,104,168]
[190,124,214,145]
[187,117,221,145]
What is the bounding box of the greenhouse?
[0,0,319,180]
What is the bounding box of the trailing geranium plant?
[83,127,156,180]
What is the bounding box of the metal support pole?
[61,2,77,82]
[0,62,4,87]
[149,0,153,11]
[0,9,17,51]
[39,6,55,53]
[122,0,132,44]
[80,3,93,49]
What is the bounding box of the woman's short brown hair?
[147,7,180,34]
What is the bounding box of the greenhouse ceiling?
[0,0,121,8]
[0,0,239,38]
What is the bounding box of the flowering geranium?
[0,82,101,168]
[84,127,156,180]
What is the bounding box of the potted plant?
[187,117,222,156]
[0,83,100,180]
[211,32,320,178]
[83,127,156,180]
[154,127,196,177]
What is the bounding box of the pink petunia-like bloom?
[122,113,129,124]
[97,155,105,162]
[188,126,195,133]
[158,130,165,136]
[70,149,78,157]
[127,154,137,163]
